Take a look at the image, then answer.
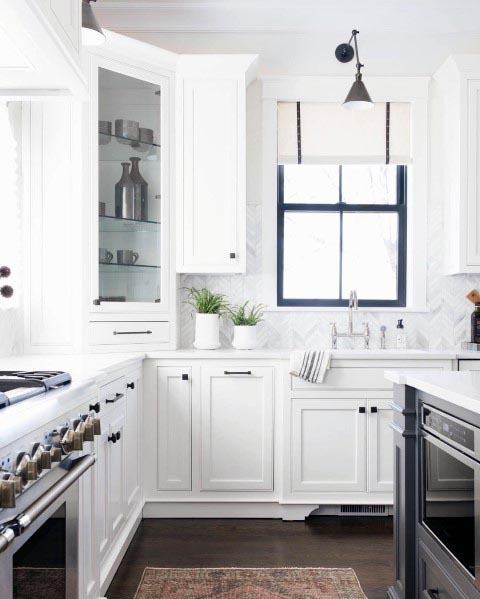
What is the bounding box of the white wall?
[0,103,23,356]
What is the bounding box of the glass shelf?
[99,133,159,162]
[99,132,160,148]
[99,215,160,233]
[99,262,161,272]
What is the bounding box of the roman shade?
[277,102,411,165]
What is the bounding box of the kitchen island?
[386,370,480,599]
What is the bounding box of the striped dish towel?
[289,349,331,384]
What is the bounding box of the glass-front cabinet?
[91,59,170,312]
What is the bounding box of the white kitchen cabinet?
[0,1,85,96]
[435,55,480,273]
[108,405,127,543]
[176,55,257,273]
[80,459,99,599]
[157,366,192,491]
[83,33,177,350]
[200,366,274,491]
[367,399,394,493]
[291,399,367,493]
[125,370,142,516]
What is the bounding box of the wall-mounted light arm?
[335,29,373,110]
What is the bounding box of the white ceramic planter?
[193,313,221,349]
[232,325,258,350]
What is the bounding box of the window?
[277,164,407,307]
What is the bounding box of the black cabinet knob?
[0,286,13,298]
[370,406,378,413]
[116,431,121,441]
[108,434,117,444]
[358,406,366,414]
[127,382,135,390]
[182,373,189,381]
[0,266,11,278]
[89,402,100,413]
[229,252,236,259]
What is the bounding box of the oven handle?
[0,453,95,555]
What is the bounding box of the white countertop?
[385,370,480,414]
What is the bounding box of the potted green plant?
[227,302,265,349]
[185,287,229,349]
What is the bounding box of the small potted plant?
[227,302,265,350]
[185,287,229,349]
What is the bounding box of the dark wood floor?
[107,517,393,599]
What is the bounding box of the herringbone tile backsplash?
[180,194,480,351]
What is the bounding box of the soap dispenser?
[396,319,407,349]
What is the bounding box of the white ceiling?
[95,0,480,75]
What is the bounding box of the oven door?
[0,454,95,599]
[421,430,480,586]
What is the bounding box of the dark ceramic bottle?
[129,157,148,221]
[115,162,135,219]
[471,304,480,343]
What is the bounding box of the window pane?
[283,212,340,299]
[342,212,399,300]
[283,165,339,204]
[342,165,398,204]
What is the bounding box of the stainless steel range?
[0,370,100,598]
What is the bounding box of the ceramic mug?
[117,250,139,265]
[99,248,113,264]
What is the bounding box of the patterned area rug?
[134,567,367,598]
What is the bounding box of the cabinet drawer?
[89,321,169,345]
[100,376,126,407]
[418,542,466,599]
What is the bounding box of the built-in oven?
[0,454,95,598]
[420,404,480,587]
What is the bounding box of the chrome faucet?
[330,289,370,349]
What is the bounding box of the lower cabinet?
[200,367,274,491]
[108,406,127,542]
[156,363,274,494]
[125,372,142,515]
[291,397,393,494]
[291,399,367,493]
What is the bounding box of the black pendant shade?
[335,30,373,110]
[82,0,105,46]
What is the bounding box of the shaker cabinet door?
[367,399,394,493]
[177,75,247,273]
[200,367,274,491]
[125,370,142,515]
[291,399,367,493]
[157,366,192,491]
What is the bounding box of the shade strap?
[296,101,302,164]
[386,101,390,165]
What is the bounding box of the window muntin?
[277,164,407,307]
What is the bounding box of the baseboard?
[142,501,320,520]
[100,503,143,595]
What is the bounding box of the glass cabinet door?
[97,67,162,304]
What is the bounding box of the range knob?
[1,472,21,495]
[80,416,95,442]
[15,453,37,483]
[60,427,75,454]
[31,443,52,472]
[0,478,15,509]
[46,444,62,462]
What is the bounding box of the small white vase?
[232,325,258,350]
[193,313,221,349]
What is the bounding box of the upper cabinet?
[0,0,86,96]
[176,55,258,273]
[435,55,480,274]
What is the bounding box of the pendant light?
[82,0,105,46]
[335,30,373,110]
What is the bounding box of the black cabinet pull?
[182,373,189,381]
[108,434,117,444]
[113,330,152,335]
[127,382,135,390]
[224,370,252,375]
[106,392,124,404]
[358,406,366,414]
[370,406,378,413]
[89,402,100,413]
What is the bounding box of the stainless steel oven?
[0,454,95,598]
[420,404,480,587]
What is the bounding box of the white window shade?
[277,102,411,165]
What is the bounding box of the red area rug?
[134,567,367,598]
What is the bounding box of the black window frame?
[277,164,407,308]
